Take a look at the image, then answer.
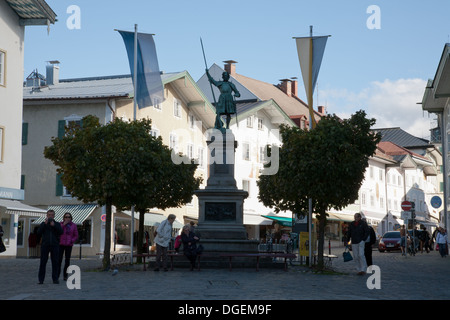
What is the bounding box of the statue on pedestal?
[206,69,240,130]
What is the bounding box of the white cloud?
[320,78,435,140]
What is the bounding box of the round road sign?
[401,201,412,211]
[431,196,442,209]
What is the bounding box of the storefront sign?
[0,187,24,201]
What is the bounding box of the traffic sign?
[431,196,442,209]
[401,201,412,211]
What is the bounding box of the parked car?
[378,231,401,252]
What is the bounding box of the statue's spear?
[200,37,222,129]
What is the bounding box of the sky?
[23,0,450,140]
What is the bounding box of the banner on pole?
[294,36,329,127]
[118,30,164,109]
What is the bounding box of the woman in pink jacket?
[58,212,78,281]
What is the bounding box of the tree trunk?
[102,197,113,271]
[317,209,327,270]
[136,208,145,264]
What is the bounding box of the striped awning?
[33,204,97,225]
[5,0,56,24]
[0,199,47,216]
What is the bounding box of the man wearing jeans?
[347,212,369,275]
[154,214,176,271]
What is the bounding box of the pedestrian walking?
[400,225,407,256]
[419,226,431,253]
[37,209,63,284]
[0,225,6,253]
[436,227,449,258]
[181,224,200,271]
[154,214,176,271]
[58,212,78,281]
[363,219,376,266]
[347,212,369,275]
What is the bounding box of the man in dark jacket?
[363,219,376,266]
[37,210,63,284]
[347,212,369,275]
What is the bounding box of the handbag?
[343,246,353,262]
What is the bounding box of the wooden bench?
[134,252,296,272]
[96,251,131,267]
[219,253,297,271]
[134,251,182,271]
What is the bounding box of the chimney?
[223,60,237,76]
[318,106,326,115]
[291,78,298,97]
[46,60,60,85]
[279,79,292,97]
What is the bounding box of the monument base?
[193,130,259,255]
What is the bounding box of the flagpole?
[130,23,138,264]
[308,25,313,268]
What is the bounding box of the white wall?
[0,1,25,192]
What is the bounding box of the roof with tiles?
[23,72,182,101]
[374,127,430,148]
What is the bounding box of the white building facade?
[0,0,55,256]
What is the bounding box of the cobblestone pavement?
[1,244,449,302]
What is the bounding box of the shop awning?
[0,199,47,216]
[245,214,273,225]
[261,215,293,227]
[326,213,354,222]
[144,212,183,229]
[33,204,97,225]
[122,211,184,229]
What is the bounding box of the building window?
[197,147,204,168]
[187,143,194,160]
[247,116,253,128]
[169,133,178,152]
[153,97,162,110]
[242,180,250,194]
[150,128,160,138]
[300,119,306,130]
[259,146,266,163]
[173,98,182,118]
[361,192,366,206]
[242,142,250,161]
[77,220,92,245]
[0,50,5,86]
[115,218,131,246]
[189,114,195,129]
[257,118,263,130]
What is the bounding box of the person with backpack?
[363,218,376,266]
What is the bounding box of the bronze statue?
[206,69,240,130]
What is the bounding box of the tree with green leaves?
[44,115,202,270]
[258,110,380,269]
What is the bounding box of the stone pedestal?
[194,129,259,253]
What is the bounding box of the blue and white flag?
[118,30,164,109]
